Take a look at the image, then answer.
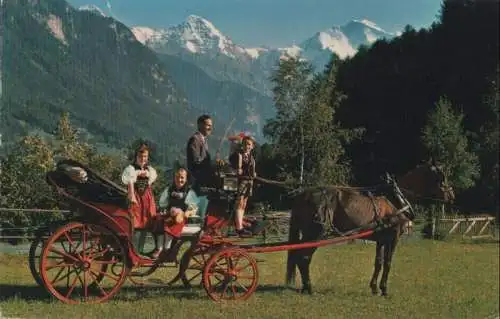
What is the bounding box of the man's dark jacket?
[186,132,212,188]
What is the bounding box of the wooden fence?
[1,207,496,243]
[435,215,497,239]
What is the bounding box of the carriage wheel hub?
[78,257,92,271]
[82,261,91,270]
[227,270,237,281]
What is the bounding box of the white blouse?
[121,165,158,185]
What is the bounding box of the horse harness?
[312,188,384,238]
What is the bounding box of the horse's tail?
[285,207,300,288]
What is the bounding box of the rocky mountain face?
[1,0,201,162]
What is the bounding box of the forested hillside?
[255,0,498,214]
[1,0,195,162]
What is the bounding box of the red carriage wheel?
[203,248,258,301]
[30,225,108,289]
[39,222,130,304]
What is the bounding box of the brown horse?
[285,161,455,296]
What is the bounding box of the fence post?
[431,217,436,239]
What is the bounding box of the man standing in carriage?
[187,115,213,187]
[186,114,215,220]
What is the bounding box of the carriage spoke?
[82,227,88,259]
[97,270,120,282]
[186,272,202,284]
[235,280,249,292]
[49,247,79,263]
[64,274,80,299]
[234,262,251,273]
[231,256,241,269]
[88,271,107,296]
[220,281,230,299]
[235,275,254,280]
[87,246,111,259]
[211,273,225,285]
[51,267,78,285]
[92,259,118,265]
[231,283,238,297]
[50,264,71,284]
[83,270,88,300]
[46,262,74,270]
[63,231,76,250]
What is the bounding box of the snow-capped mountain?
[132,15,255,60]
[293,19,397,69]
[132,15,396,70]
[78,4,107,17]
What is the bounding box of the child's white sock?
[164,234,173,249]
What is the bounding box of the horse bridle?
[385,173,416,220]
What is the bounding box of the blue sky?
[67,0,443,47]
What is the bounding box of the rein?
[254,176,385,193]
[399,187,452,205]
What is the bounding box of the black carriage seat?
[50,159,129,210]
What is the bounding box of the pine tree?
[264,56,313,183]
[54,111,91,163]
[301,57,362,185]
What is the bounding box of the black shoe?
[236,228,253,238]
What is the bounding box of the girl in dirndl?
[153,167,199,259]
[121,144,158,231]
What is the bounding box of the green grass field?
[0,239,498,319]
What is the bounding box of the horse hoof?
[380,289,388,297]
[370,285,378,295]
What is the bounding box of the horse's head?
[397,159,455,204]
[383,172,416,221]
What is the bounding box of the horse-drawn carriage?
[29,157,452,303]
[29,158,265,303]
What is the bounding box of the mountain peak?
[183,15,226,40]
[351,19,385,32]
[78,4,106,17]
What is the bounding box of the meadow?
[0,239,498,319]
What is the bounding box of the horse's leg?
[296,246,318,294]
[369,241,383,295]
[285,213,301,289]
[286,250,297,288]
[295,224,322,295]
[379,230,399,296]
